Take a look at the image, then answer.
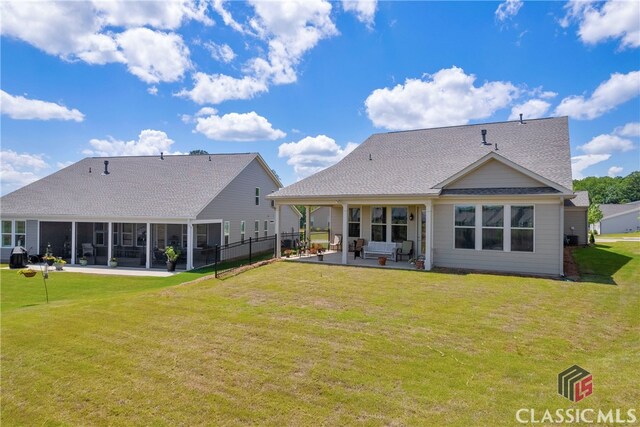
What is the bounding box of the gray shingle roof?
[599,202,640,218]
[1,153,258,219]
[565,191,590,207]
[271,117,572,199]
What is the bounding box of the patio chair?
[329,234,342,251]
[81,243,95,264]
[396,240,414,261]
[354,238,365,259]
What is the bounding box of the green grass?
[598,231,640,238]
[2,242,638,425]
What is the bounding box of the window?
[454,206,475,249]
[182,225,188,248]
[113,223,119,246]
[255,187,260,206]
[122,223,133,246]
[482,206,504,250]
[391,207,408,242]
[371,207,387,242]
[95,223,106,246]
[196,224,207,248]
[153,224,165,248]
[264,220,268,237]
[2,220,26,247]
[136,223,146,247]
[240,221,245,243]
[511,206,534,252]
[254,220,260,239]
[348,207,360,238]
[224,221,230,246]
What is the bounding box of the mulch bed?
[563,246,581,281]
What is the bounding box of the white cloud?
[177,72,268,104]
[116,28,191,84]
[571,154,611,179]
[0,150,50,194]
[205,42,236,63]
[147,86,159,96]
[365,66,518,130]
[278,135,358,179]
[579,134,635,154]
[608,166,624,177]
[194,111,286,141]
[0,1,204,82]
[554,70,640,120]
[83,130,181,156]
[495,0,523,22]
[212,0,247,34]
[196,107,218,116]
[1,90,84,122]
[508,99,551,120]
[616,122,640,137]
[561,0,640,49]
[342,1,377,28]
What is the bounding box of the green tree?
[588,204,603,226]
[189,149,209,155]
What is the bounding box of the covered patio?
[283,250,422,271]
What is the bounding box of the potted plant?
[317,246,325,261]
[43,254,56,266]
[378,256,387,266]
[415,255,425,270]
[79,256,88,266]
[109,257,118,268]
[283,249,292,258]
[164,246,180,272]
[53,257,66,271]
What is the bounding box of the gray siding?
[310,207,330,230]
[329,206,343,242]
[564,209,588,245]
[600,210,640,234]
[433,203,562,275]
[447,159,543,189]
[0,219,39,261]
[197,159,298,242]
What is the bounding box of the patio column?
[341,203,348,265]
[275,204,281,259]
[71,221,76,264]
[145,222,151,269]
[424,201,433,270]
[107,222,113,266]
[305,205,311,242]
[186,221,193,270]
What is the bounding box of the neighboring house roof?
[599,202,640,219]
[565,191,589,208]
[1,153,274,219]
[270,116,572,199]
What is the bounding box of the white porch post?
[341,203,348,265]
[107,222,113,266]
[275,204,281,259]
[560,198,565,276]
[145,222,151,269]
[424,201,433,270]
[305,205,311,242]
[71,221,76,264]
[187,221,193,270]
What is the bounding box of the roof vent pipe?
[519,113,524,124]
[209,155,211,161]
[481,129,489,145]
[102,160,110,175]
[160,152,164,160]
[89,167,92,173]
[369,153,372,161]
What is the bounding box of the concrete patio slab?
[6,264,179,277]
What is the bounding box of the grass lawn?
[598,231,640,238]
[1,242,638,425]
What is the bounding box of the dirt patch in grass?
[563,246,581,280]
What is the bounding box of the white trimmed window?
[264,220,268,237]
[371,207,387,242]
[482,205,504,250]
[240,221,245,243]
[391,207,408,242]
[254,220,260,239]
[348,207,360,238]
[255,188,260,206]
[1,220,26,247]
[454,206,475,249]
[224,221,230,246]
[511,206,534,252]
[95,223,106,246]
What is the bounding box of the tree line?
[573,171,640,205]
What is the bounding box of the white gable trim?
[434,152,573,194]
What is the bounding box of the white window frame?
[255,187,260,206]
[263,220,268,237]
[224,221,230,246]
[371,206,387,242]
[254,220,260,239]
[1,220,26,248]
[453,205,476,250]
[511,205,535,253]
[348,207,361,239]
[240,221,245,243]
[481,205,504,251]
[391,206,409,243]
[94,223,106,247]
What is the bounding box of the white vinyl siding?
[447,159,543,189]
[436,203,561,275]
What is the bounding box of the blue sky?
[1,0,639,195]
